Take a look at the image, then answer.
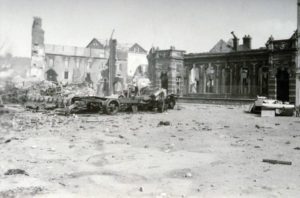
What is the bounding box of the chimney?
[231,31,239,51]
[32,17,44,46]
[243,35,252,50]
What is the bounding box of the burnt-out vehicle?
[67,96,120,115]
[65,88,177,115]
[118,88,177,112]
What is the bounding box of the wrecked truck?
[65,88,177,115]
[67,96,120,115]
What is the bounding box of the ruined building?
[29,17,147,96]
[148,13,299,105]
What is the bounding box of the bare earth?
[1,103,300,198]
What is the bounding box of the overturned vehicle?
[66,88,177,115]
[249,96,294,116]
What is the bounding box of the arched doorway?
[276,69,289,102]
[46,69,57,82]
[161,72,168,91]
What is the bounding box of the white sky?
[0,0,297,57]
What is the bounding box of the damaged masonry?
[1,1,300,198]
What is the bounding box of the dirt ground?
[0,103,300,198]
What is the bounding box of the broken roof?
[209,38,250,53]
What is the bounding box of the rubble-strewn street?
[1,103,300,197]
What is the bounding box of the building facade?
[147,47,185,95]
[29,17,147,96]
[148,33,297,103]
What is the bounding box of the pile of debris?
[22,82,96,112]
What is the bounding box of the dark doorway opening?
[46,69,57,82]
[276,69,289,102]
[161,72,168,91]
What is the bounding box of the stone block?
[261,109,275,117]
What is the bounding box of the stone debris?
[0,187,44,198]
[4,169,29,176]
[262,159,292,165]
[158,121,171,126]
[156,192,168,198]
[185,172,192,178]
[4,137,19,144]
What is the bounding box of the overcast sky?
[0,0,297,57]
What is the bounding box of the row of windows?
[47,58,107,70]
[63,71,91,80]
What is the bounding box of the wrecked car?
[249,96,294,116]
[118,88,177,113]
[64,88,177,115]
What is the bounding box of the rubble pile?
[23,82,96,111]
[60,83,96,98]
[26,80,57,97]
[0,81,27,104]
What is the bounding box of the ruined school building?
[148,32,297,103]
[30,17,147,96]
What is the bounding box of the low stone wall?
[178,96,255,105]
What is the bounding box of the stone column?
[168,62,177,94]
[230,69,233,94]
[248,65,251,95]
[203,65,207,94]
[251,63,257,96]
[289,66,296,103]
[155,70,161,89]
[296,0,300,105]
[233,64,238,95]
[184,66,189,95]
[199,65,204,93]
[215,64,220,94]
[268,67,276,99]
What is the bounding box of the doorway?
[276,69,289,102]
[161,72,168,91]
[46,69,57,82]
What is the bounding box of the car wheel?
[106,101,119,115]
[168,99,176,109]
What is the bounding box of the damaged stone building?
[29,17,147,96]
[148,32,298,104]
